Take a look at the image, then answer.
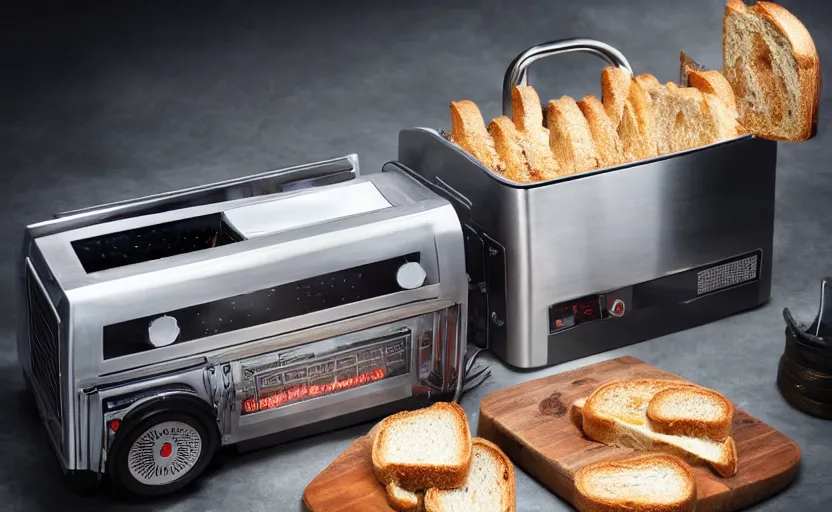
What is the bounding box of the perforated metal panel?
[697,253,759,296]
[25,261,62,427]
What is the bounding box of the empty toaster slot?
[71,213,244,273]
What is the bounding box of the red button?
[160,442,172,458]
[610,299,625,317]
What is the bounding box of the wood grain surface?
[477,355,802,512]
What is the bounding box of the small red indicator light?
[108,419,121,432]
[160,442,172,458]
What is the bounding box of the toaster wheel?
[107,404,219,497]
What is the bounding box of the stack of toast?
[370,402,515,512]
[570,378,738,512]
[447,0,820,184]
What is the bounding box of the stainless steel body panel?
[397,116,776,369]
[17,155,468,480]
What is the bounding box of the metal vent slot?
[696,252,760,296]
[25,260,62,426]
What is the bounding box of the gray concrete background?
[1,0,830,510]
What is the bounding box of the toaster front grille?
[25,262,62,426]
[696,251,760,296]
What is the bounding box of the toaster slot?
[70,213,245,274]
[101,252,422,360]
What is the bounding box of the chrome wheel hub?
[127,420,203,486]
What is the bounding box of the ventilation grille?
[697,252,760,296]
[25,261,62,426]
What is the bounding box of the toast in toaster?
[600,66,631,127]
[575,379,739,478]
[423,437,516,512]
[687,68,739,115]
[608,74,660,162]
[577,95,625,168]
[511,85,561,180]
[372,402,473,491]
[574,453,697,512]
[449,100,505,173]
[488,116,535,183]
[546,96,600,175]
[723,0,820,141]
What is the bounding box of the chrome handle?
[502,38,633,116]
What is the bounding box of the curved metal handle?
[502,38,633,116]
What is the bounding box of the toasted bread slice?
[687,69,739,115]
[577,95,625,168]
[424,437,516,512]
[547,96,599,175]
[372,402,473,490]
[617,78,660,161]
[449,100,505,173]
[574,454,697,512]
[571,397,587,431]
[581,380,738,477]
[700,91,743,141]
[647,386,735,442]
[488,116,535,183]
[666,83,714,152]
[723,0,820,141]
[601,66,632,127]
[511,86,561,180]
[386,482,425,512]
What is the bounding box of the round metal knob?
[396,262,426,290]
[148,315,180,347]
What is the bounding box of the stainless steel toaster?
[396,39,776,369]
[17,155,468,496]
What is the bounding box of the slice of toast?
[424,437,516,512]
[687,69,739,115]
[511,86,561,180]
[723,0,820,141]
[386,482,425,512]
[449,100,505,173]
[546,96,599,176]
[574,453,697,512]
[577,95,625,168]
[488,116,535,183]
[580,380,739,477]
[617,77,660,161]
[372,402,473,491]
[665,82,714,152]
[601,66,632,127]
[646,386,735,442]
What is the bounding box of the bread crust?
[372,402,473,491]
[646,387,735,442]
[546,96,599,175]
[423,437,516,512]
[511,86,561,180]
[687,69,739,115]
[574,454,697,512]
[601,66,631,127]
[577,95,625,169]
[723,0,820,141]
[488,116,535,183]
[449,100,505,172]
[581,379,738,478]
[385,482,425,512]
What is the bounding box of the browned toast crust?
[574,453,697,512]
[372,402,473,491]
[449,100,505,172]
[646,387,735,442]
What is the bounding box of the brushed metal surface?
[397,127,777,369]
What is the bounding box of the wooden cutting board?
[302,430,396,512]
[477,355,801,512]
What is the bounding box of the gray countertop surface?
[1,0,831,510]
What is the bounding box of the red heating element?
[243,368,386,414]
